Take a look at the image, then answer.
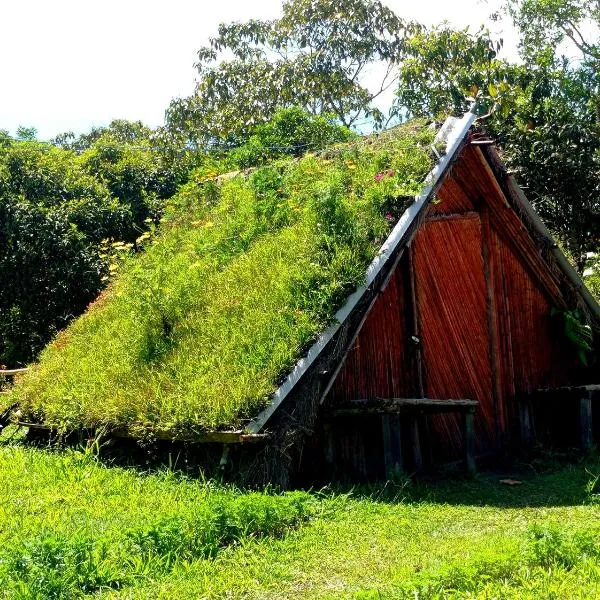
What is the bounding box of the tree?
[165,0,413,147]
[395,26,513,121]
[506,0,600,63]
[0,125,180,365]
[225,106,355,169]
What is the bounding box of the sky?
[0,0,519,141]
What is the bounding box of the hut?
[244,112,599,483]
[9,112,600,486]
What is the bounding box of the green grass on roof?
[10,122,436,436]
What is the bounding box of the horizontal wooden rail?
[330,397,478,416]
[16,421,269,444]
[535,384,600,393]
[0,368,29,376]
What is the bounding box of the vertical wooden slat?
[580,392,593,452]
[413,214,495,458]
[463,409,476,475]
[480,205,502,448]
[407,244,424,398]
[382,414,403,478]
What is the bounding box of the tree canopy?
[165,0,412,147]
[392,1,599,271]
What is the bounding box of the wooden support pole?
[463,409,476,476]
[580,391,593,452]
[323,423,336,476]
[519,398,533,447]
[382,414,403,479]
[410,415,423,472]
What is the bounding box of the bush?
[0,127,181,366]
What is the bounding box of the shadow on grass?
[4,425,600,510]
[334,450,600,509]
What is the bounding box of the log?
[0,368,29,376]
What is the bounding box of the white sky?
[0,0,518,140]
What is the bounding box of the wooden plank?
[480,205,502,446]
[382,414,403,478]
[332,398,478,416]
[323,423,336,468]
[0,368,29,376]
[16,422,269,444]
[580,392,594,452]
[519,398,533,446]
[410,416,423,471]
[425,211,479,222]
[470,147,566,306]
[463,409,476,475]
[407,245,424,398]
[535,385,600,393]
[482,145,600,323]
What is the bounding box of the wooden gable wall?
[321,144,579,470]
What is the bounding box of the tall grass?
[9,123,435,435]
[0,444,322,598]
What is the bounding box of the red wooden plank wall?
[323,144,580,467]
[413,214,496,455]
[328,252,414,404]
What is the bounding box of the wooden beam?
[470,147,566,307]
[535,385,600,393]
[463,409,476,475]
[519,398,533,446]
[331,398,478,416]
[382,414,403,478]
[480,205,503,447]
[425,211,479,222]
[407,245,424,398]
[16,422,269,444]
[0,368,29,376]
[410,416,423,471]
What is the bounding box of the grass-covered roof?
[9,122,436,437]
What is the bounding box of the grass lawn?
[1,432,600,599]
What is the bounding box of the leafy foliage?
[10,123,435,434]
[0,125,179,366]
[165,0,412,146]
[225,107,355,169]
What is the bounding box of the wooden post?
[519,397,532,447]
[324,423,336,471]
[580,392,593,452]
[409,415,423,472]
[382,414,403,479]
[480,206,503,450]
[463,408,476,476]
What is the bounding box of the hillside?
[8,122,436,437]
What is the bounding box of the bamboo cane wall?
[323,144,578,468]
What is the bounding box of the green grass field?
[1,429,600,599]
